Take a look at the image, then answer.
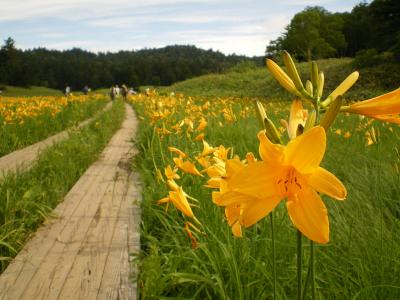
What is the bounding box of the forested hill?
[0,42,261,90]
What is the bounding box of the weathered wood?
[0,103,140,300]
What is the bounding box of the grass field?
[0,86,63,97]
[128,67,400,299]
[161,58,399,101]
[0,100,125,272]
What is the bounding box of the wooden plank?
[0,163,109,299]
[0,104,140,299]
[57,176,128,299]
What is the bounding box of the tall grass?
[130,94,400,299]
[0,100,125,272]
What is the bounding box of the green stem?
[302,254,312,300]
[270,212,276,300]
[311,240,316,300]
[297,230,303,300]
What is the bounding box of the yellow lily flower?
[196,117,207,131]
[173,157,203,176]
[345,88,400,123]
[219,126,347,244]
[168,146,187,158]
[158,187,195,218]
[199,140,215,157]
[194,133,205,141]
[165,165,180,180]
[281,99,308,140]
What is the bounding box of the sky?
[0,0,368,57]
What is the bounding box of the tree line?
[0,41,261,90]
[266,0,400,63]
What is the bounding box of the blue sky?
[1,0,369,56]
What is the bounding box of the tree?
[266,7,346,61]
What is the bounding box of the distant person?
[109,86,116,101]
[115,85,120,96]
[65,85,71,96]
[121,84,128,101]
[83,85,89,95]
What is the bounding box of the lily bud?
[266,59,301,97]
[311,61,319,98]
[282,50,305,92]
[321,71,359,108]
[317,72,324,99]
[306,80,313,97]
[320,95,343,130]
[264,117,281,144]
[304,109,317,131]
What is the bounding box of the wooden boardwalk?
[0,101,112,178]
[0,103,140,300]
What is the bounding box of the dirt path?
[0,101,112,178]
[0,103,140,300]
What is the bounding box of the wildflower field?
[129,55,400,299]
[0,94,108,156]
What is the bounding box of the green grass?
[0,95,108,156]
[160,58,399,101]
[0,100,125,272]
[130,94,400,299]
[0,86,63,97]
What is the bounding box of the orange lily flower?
[345,88,400,123]
[158,185,195,218]
[165,165,180,180]
[168,146,187,158]
[217,126,347,244]
[173,157,203,176]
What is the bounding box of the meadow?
[0,94,108,156]
[129,59,400,299]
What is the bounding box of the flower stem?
[270,212,276,300]
[310,240,316,300]
[297,230,302,300]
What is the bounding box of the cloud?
[1,0,369,56]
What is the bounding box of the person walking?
[121,84,128,101]
[65,85,71,96]
[109,86,116,101]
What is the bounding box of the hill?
[0,85,63,97]
[161,58,400,100]
[0,40,262,91]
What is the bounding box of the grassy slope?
[0,86,63,97]
[161,58,399,100]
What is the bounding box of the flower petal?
[285,126,326,173]
[215,191,255,206]
[228,162,278,199]
[231,222,242,237]
[349,88,400,115]
[286,187,329,244]
[258,131,284,164]
[240,196,281,227]
[307,167,347,200]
